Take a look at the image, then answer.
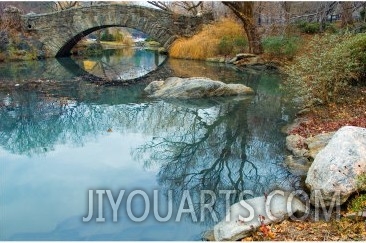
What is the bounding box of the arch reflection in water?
[73,48,167,81]
[0,48,166,84]
[0,59,299,240]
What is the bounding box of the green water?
[0,48,299,240]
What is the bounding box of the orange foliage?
[258,215,276,240]
[169,18,246,60]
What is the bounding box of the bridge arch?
[21,4,213,57]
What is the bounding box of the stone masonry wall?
[21,4,213,57]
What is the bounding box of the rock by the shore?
[228,53,257,64]
[305,126,366,206]
[286,134,308,157]
[284,155,312,176]
[213,193,307,241]
[284,131,335,176]
[304,132,335,159]
[144,77,254,99]
[206,57,226,63]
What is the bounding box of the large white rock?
[213,192,307,241]
[305,126,366,206]
[144,77,254,99]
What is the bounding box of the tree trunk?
[222,1,263,54]
[341,1,354,27]
[281,2,291,36]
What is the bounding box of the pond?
[0,47,300,240]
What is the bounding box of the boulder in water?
[144,77,254,99]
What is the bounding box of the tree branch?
[147,1,172,12]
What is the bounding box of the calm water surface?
[0,48,299,240]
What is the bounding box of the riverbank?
[247,60,366,242]
[218,79,366,242]
[1,15,365,239]
[201,35,365,240]
[241,217,366,241]
[285,85,366,137]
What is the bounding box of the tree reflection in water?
[133,96,299,223]
[0,56,300,225]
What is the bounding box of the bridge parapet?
[21,4,213,57]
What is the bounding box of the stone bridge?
[21,4,213,57]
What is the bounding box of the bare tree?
[317,2,337,31]
[281,1,292,34]
[44,1,80,12]
[147,1,173,12]
[222,1,263,54]
[147,1,205,16]
[174,1,203,15]
[341,1,354,27]
[0,2,7,15]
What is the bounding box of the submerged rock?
[305,126,366,206]
[213,193,307,241]
[144,77,254,99]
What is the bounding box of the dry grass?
[169,18,246,60]
[120,36,134,46]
